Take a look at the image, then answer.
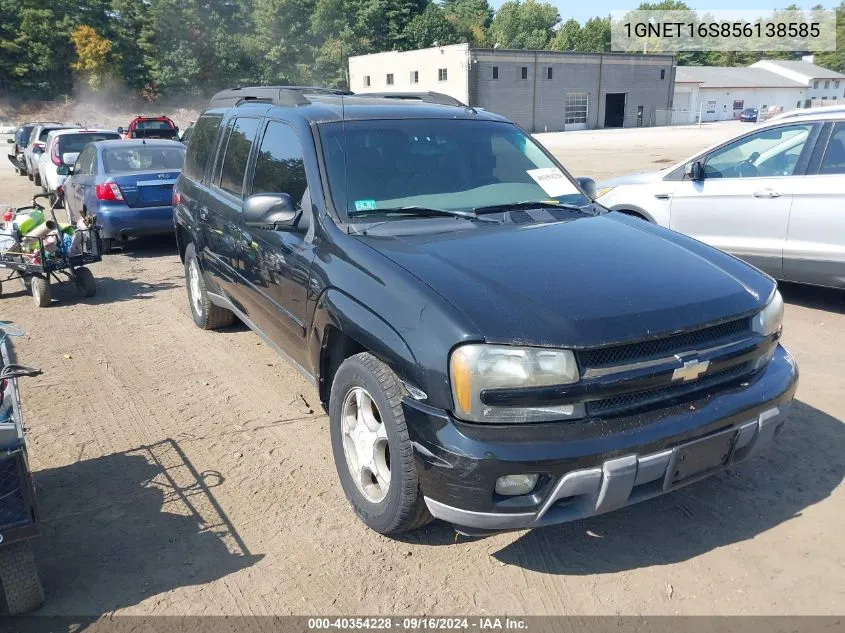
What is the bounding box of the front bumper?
[405,345,798,531]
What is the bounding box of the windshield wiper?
[349,206,496,222]
[472,200,587,215]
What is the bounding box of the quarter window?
[218,117,261,197]
[251,122,308,205]
[703,124,813,179]
[183,114,222,181]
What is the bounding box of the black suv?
[174,87,797,536]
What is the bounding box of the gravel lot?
[0,122,843,616]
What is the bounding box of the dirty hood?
[359,215,774,348]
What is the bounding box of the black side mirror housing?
[57,165,71,176]
[576,177,597,200]
[6,138,13,144]
[242,193,298,229]
[685,161,704,181]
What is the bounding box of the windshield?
[102,146,185,173]
[319,119,587,219]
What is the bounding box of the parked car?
[24,123,78,186]
[180,121,195,144]
[118,116,179,140]
[61,139,185,252]
[768,103,845,122]
[37,128,121,198]
[6,123,36,176]
[0,325,45,613]
[0,120,15,135]
[173,87,797,536]
[596,111,845,289]
[739,108,759,122]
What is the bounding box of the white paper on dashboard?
[526,168,576,197]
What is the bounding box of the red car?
[118,116,179,140]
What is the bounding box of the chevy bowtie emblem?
[672,357,710,382]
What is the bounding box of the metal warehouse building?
[348,43,676,132]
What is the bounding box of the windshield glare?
[320,119,587,218]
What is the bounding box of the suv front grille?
[578,317,751,369]
[587,362,753,417]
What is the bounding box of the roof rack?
[208,86,354,108]
[358,92,467,107]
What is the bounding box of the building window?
[492,66,499,79]
[814,80,819,89]
[386,73,394,86]
[564,92,588,124]
[364,76,370,87]
[438,68,447,82]
[410,70,419,84]
[836,80,841,89]
[825,80,831,89]
[521,66,528,80]
[822,96,828,100]
[797,100,801,107]
[660,69,665,80]
[546,67,553,80]
[732,100,744,110]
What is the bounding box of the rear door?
[669,122,818,278]
[237,120,316,362]
[65,146,96,222]
[202,116,261,310]
[783,121,845,286]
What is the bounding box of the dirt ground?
[1,122,843,616]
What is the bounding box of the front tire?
[329,352,432,535]
[0,541,45,614]
[184,243,234,330]
[73,267,96,298]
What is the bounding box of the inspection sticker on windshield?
[527,168,576,197]
[354,199,377,212]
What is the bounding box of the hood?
[600,166,673,188]
[358,215,773,349]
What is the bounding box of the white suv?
[596,112,845,288]
[37,128,120,195]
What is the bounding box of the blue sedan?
[61,139,185,252]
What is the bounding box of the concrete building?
[674,66,807,122]
[751,58,845,104]
[348,43,676,132]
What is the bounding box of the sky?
[488,0,842,24]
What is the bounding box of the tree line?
[1,0,843,101]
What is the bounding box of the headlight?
[752,289,784,337]
[594,185,615,199]
[449,344,583,423]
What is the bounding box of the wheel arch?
[310,288,418,407]
[609,204,655,222]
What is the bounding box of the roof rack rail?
[359,92,467,107]
[208,86,354,108]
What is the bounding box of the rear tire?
[184,243,234,330]
[0,541,45,614]
[30,277,51,308]
[73,267,96,298]
[33,172,40,188]
[329,352,432,535]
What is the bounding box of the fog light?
[495,474,539,496]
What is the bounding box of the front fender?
[309,288,419,398]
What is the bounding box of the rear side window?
[251,121,308,205]
[183,114,223,181]
[58,133,119,154]
[820,123,845,175]
[218,117,260,197]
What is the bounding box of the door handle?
[654,193,671,200]
[753,189,781,198]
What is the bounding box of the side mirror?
[32,146,44,155]
[685,161,704,181]
[62,152,79,166]
[242,193,297,229]
[6,138,13,144]
[576,177,597,200]
[56,165,70,176]
[117,126,124,135]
